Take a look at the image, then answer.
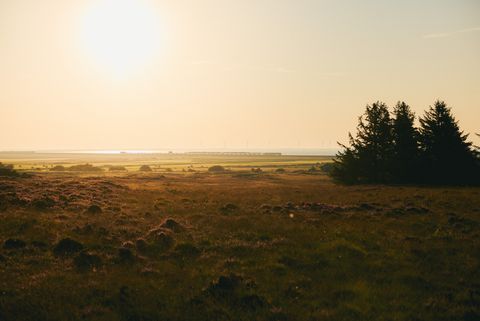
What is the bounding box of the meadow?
[0,152,479,321]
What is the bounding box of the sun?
[80,0,163,77]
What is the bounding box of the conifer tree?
[418,101,479,184]
[391,102,419,183]
[332,101,393,183]
[331,137,360,184]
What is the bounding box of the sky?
[0,0,479,151]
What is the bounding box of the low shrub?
[68,164,103,172]
[320,162,335,173]
[208,165,226,173]
[139,165,152,172]
[0,163,20,177]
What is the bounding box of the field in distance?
[0,151,332,173]
[0,152,479,321]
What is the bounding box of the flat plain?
[0,153,479,321]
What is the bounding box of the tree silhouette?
[332,100,479,185]
[391,102,419,183]
[418,101,479,184]
[332,101,393,183]
[331,138,360,184]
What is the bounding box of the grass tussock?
[0,168,479,321]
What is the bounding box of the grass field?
[0,153,479,321]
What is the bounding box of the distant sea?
[44,148,339,156]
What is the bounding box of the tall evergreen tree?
[474,133,480,162]
[331,136,360,184]
[391,102,419,183]
[332,101,393,183]
[418,101,479,184]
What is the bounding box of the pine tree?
[331,137,360,184]
[332,101,393,183]
[391,102,419,183]
[418,101,479,184]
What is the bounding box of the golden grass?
[0,155,479,320]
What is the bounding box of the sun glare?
[80,0,163,77]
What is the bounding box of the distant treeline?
[331,101,480,185]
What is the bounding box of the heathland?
[0,152,479,321]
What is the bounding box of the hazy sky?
[0,0,479,151]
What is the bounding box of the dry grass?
[0,159,479,320]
